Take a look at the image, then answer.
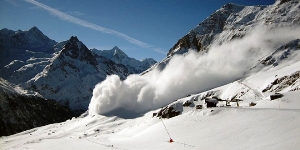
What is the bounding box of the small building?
[205,98,218,107]
[196,105,203,109]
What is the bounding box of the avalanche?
[88,25,300,116]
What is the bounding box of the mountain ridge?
[0,27,157,115]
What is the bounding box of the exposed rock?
[260,39,300,67]
[156,103,182,119]
[262,71,300,93]
[182,99,194,107]
[249,102,257,106]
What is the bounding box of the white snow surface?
[1,90,299,150]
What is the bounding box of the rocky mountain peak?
[0,28,14,36]
[141,58,157,66]
[64,36,80,49]
[60,36,98,66]
[28,26,43,34]
[112,46,128,58]
[220,3,244,11]
[69,36,79,42]
[91,47,157,74]
[26,26,52,42]
[112,46,120,50]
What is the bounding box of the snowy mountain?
[23,36,131,115]
[0,27,156,116]
[143,0,300,73]
[1,0,300,149]
[0,77,72,136]
[168,0,299,56]
[91,46,156,74]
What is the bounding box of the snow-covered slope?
[0,78,72,136]
[1,90,299,149]
[91,46,156,74]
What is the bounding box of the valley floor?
[1,91,300,150]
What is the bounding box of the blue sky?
[0,0,275,61]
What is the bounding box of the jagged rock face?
[0,78,73,136]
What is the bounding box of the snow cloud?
[89,26,300,117]
[25,0,166,55]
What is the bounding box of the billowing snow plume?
[89,26,300,116]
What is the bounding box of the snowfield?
[1,90,299,150]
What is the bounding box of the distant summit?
[60,36,98,66]
[91,47,157,74]
[112,46,128,57]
